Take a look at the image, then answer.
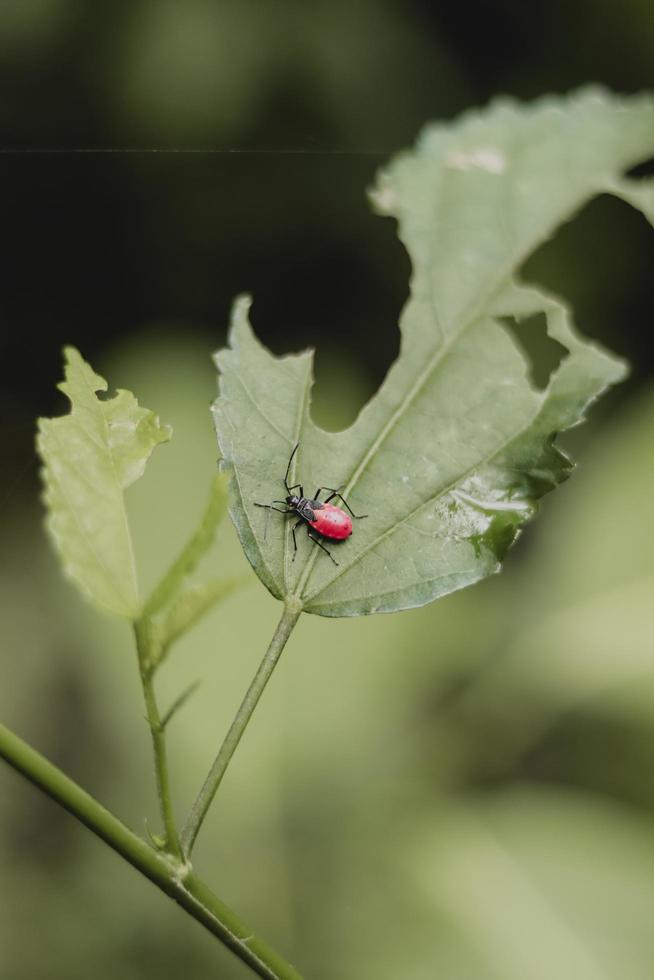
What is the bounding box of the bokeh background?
[2,2,654,978]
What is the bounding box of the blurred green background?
[1,2,654,978]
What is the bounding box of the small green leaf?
[144,472,230,618]
[155,577,245,658]
[212,89,654,617]
[37,347,171,618]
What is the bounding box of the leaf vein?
[232,372,289,442]
[303,397,544,603]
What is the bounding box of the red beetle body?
[309,502,352,540]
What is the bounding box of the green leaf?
[144,472,230,618]
[212,88,654,618]
[37,347,171,618]
[155,576,245,660]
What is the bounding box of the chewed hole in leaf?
[245,215,407,427]
[213,89,646,618]
[626,158,654,179]
[311,353,375,432]
[500,314,569,391]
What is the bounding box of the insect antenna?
[284,442,300,494]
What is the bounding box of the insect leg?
[254,502,293,540]
[291,518,303,560]
[317,487,368,519]
[307,527,339,565]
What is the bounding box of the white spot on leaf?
[446,147,507,174]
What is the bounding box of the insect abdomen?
[310,503,352,540]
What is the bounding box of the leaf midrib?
[99,399,140,611]
[44,420,136,614]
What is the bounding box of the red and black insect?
[254,443,367,565]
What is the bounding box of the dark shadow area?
[522,192,654,400]
[626,157,654,179]
[501,313,569,390]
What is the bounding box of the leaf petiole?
[181,598,302,856]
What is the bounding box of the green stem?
[0,720,303,980]
[181,599,302,856]
[134,618,182,859]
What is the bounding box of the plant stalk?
[134,618,182,858]
[0,720,303,980]
[181,598,302,856]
